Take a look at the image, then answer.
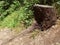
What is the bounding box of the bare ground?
[0,20,60,45]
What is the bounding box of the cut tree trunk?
[33,4,57,30]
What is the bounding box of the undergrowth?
[0,0,40,28]
[0,0,60,29]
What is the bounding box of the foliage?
[39,0,60,5]
[55,1,60,15]
[0,0,39,28]
[0,0,60,28]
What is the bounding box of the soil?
[0,19,60,45]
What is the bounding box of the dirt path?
[0,20,60,45]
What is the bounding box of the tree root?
[2,22,40,45]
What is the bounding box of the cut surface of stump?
[33,4,57,30]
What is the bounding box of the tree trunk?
[33,4,57,31]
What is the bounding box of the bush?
[0,0,60,28]
[0,0,39,28]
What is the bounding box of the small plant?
[30,30,40,39]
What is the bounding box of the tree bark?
[33,4,57,30]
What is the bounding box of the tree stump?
[33,4,57,30]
